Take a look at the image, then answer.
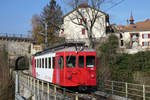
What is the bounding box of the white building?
[30,44,42,55]
[118,13,150,54]
[59,3,110,45]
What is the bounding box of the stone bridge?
[0,33,32,66]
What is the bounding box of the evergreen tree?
[30,0,63,46]
[41,0,63,46]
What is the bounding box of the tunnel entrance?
[15,56,29,70]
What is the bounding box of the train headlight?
[91,74,95,79]
[67,74,72,80]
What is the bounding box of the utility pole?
[45,22,48,48]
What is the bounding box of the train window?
[36,59,37,68]
[49,57,51,68]
[66,56,76,68]
[35,59,38,67]
[42,58,44,68]
[52,57,55,69]
[45,58,47,68]
[35,59,36,68]
[86,56,95,67]
[39,59,41,68]
[40,59,41,68]
[37,59,39,68]
[60,56,64,70]
[79,56,84,67]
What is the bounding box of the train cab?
[52,48,97,88]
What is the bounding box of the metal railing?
[12,71,80,100]
[65,37,107,43]
[0,33,32,38]
[99,80,150,100]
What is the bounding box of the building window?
[120,33,123,38]
[82,29,85,35]
[142,42,149,46]
[79,18,87,25]
[142,34,150,39]
[80,19,82,24]
[61,29,64,34]
[121,40,124,46]
[81,9,85,15]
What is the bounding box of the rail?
[99,80,150,100]
[12,71,80,100]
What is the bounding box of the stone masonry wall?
[0,39,31,66]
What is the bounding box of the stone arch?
[15,56,29,70]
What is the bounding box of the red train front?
[32,43,97,90]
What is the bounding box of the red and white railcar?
[32,43,97,89]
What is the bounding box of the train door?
[56,54,64,85]
[78,55,85,85]
[32,57,36,77]
[65,53,82,86]
[55,55,60,84]
[85,55,97,85]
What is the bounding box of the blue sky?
[0,0,149,35]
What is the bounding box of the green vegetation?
[98,34,150,84]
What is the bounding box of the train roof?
[34,42,95,56]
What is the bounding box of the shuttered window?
[142,42,149,46]
[142,34,150,39]
[82,29,85,35]
[80,19,82,24]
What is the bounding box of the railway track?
[20,71,113,100]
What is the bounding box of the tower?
[130,12,134,24]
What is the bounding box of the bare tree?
[62,0,125,48]
[30,14,45,44]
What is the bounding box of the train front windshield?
[86,56,95,67]
[65,55,96,68]
[66,56,76,68]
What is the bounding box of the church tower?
[130,12,134,24]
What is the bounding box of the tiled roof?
[118,19,150,31]
[78,3,90,8]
